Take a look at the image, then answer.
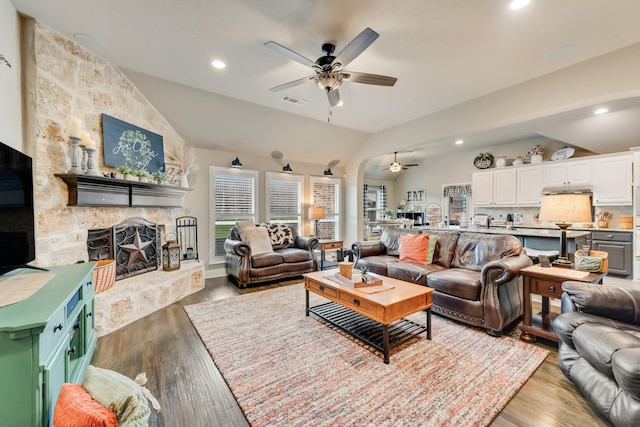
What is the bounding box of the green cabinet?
[0,262,97,426]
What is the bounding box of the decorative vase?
[180,174,189,188]
[530,154,543,164]
[495,156,507,168]
[512,157,524,166]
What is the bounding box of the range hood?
[542,185,593,195]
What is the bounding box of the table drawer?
[306,280,338,298]
[337,291,383,318]
[321,241,343,250]
[532,279,563,298]
[591,231,632,242]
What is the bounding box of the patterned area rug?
[184,284,548,427]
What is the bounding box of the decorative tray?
[332,272,383,288]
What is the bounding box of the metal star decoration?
[120,230,153,268]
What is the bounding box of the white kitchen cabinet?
[472,169,516,207]
[516,166,545,205]
[544,160,592,187]
[592,154,632,205]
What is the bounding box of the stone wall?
[24,20,190,268]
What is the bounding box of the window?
[210,167,258,263]
[311,176,341,240]
[266,172,302,230]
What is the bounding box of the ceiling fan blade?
[264,41,317,68]
[269,76,315,91]
[343,71,397,86]
[327,88,341,107]
[404,163,419,167]
[333,27,379,68]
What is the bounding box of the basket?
[574,250,608,273]
[92,259,116,293]
[618,216,633,229]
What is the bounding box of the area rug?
[184,283,549,427]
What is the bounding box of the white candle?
[85,139,96,150]
[70,117,82,138]
[80,131,90,146]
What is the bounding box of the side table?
[519,264,606,343]
[318,240,344,270]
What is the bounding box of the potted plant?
[116,164,135,181]
[152,170,170,185]
[134,169,153,183]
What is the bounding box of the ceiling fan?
[265,27,398,107]
[384,152,419,173]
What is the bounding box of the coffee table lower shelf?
[308,301,431,363]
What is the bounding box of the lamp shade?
[539,194,592,223]
[308,206,325,220]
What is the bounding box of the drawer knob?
[53,323,63,333]
[67,346,77,356]
[319,285,324,292]
[548,286,556,292]
[87,311,93,318]
[606,234,613,238]
[353,299,360,306]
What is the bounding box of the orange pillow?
[53,383,118,427]
[399,234,429,265]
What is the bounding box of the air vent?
[281,95,306,106]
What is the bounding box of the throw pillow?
[53,383,118,427]
[82,365,150,427]
[240,226,273,255]
[236,219,255,233]
[258,223,294,248]
[399,234,430,265]
[426,234,438,264]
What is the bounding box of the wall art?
[102,114,164,172]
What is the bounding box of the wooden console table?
[519,264,606,343]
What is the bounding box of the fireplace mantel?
[56,173,191,208]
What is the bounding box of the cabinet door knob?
[548,286,555,292]
[87,311,93,318]
[67,346,77,356]
[53,323,63,332]
[607,234,613,238]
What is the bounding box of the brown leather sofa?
[224,224,319,288]
[553,282,640,427]
[352,228,532,336]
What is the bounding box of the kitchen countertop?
[414,225,629,238]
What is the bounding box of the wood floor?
[91,275,612,427]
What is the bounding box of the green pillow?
[426,235,438,264]
[82,365,150,427]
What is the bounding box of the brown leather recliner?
[224,224,319,288]
[553,282,640,427]
[352,228,532,336]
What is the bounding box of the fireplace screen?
[88,217,160,280]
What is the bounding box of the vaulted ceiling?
[11,0,640,176]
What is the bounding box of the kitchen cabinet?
[472,169,516,207]
[544,160,592,187]
[592,154,632,206]
[516,166,544,205]
[0,263,97,426]
[591,231,633,276]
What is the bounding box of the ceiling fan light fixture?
[389,162,402,173]
[315,71,343,91]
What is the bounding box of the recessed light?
[509,0,530,10]
[593,108,609,115]
[455,139,464,145]
[211,60,226,69]
[337,101,344,107]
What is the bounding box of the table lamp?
[538,193,592,267]
[308,206,325,237]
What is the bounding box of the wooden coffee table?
[303,270,433,364]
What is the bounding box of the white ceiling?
[11,0,640,177]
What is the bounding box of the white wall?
[185,147,346,277]
[0,2,22,152]
[344,43,640,244]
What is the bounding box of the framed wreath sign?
[101,114,165,172]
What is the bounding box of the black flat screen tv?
[0,141,36,275]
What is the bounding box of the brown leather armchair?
[224,224,319,288]
[553,282,640,426]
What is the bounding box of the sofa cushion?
[355,255,399,276]
[241,226,274,255]
[277,247,313,263]
[259,223,295,249]
[399,234,429,265]
[427,268,481,301]
[387,261,445,285]
[251,251,285,268]
[452,232,522,271]
[381,227,422,256]
[423,231,460,268]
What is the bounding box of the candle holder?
[80,145,88,173]
[85,148,101,176]
[68,136,83,174]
